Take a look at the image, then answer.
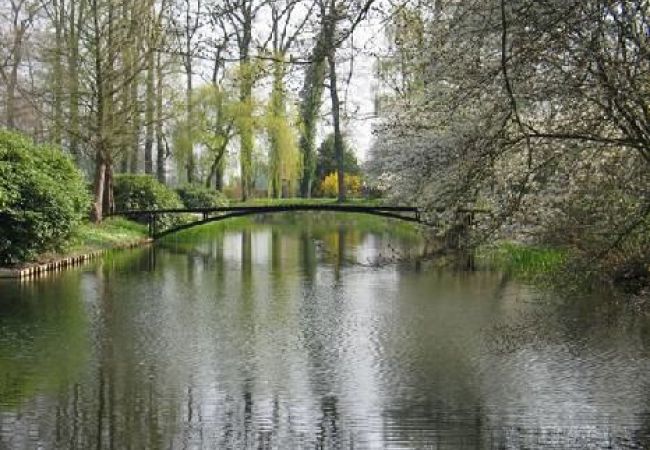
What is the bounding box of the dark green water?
[1,213,649,449]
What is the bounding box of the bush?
[320,172,363,198]
[0,130,89,264]
[113,174,184,229]
[176,185,228,209]
[114,174,182,211]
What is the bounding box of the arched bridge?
[111,204,425,239]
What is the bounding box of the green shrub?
[176,185,229,209]
[113,174,185,230]
[114,174,182,211]
[0,130,89,264]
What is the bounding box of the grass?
[476,241,567,279]
[63,217,149,255]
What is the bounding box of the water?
[1,213,649,449]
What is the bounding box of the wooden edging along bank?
[0,238,153,280]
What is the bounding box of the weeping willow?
[234,60,263,200]
[265,56,302,198]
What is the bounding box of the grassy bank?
[6,218,149,269]
[65,218,148,254]
[476,241,567,279]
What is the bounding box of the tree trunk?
[102,162,114,215]
[185,66,194,183]
[52,0,65,145]
[238,9,253,201]
[144,45,155,174]
[269,59,286,199]
[128,6,140,174]
[215,164,223,191]
[184,6,195,184]
[298,1,329,198]
[67,0,83,164]
[328,50,346,203]
[129,67,140,172]
[6,27,25,130]
[156,50,165,183]
[91,155,107,223]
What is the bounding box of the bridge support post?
[147,214,154,238]
[147,214,158,239]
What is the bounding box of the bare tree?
[0,0,41,131]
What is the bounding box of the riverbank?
[0,218,150,279]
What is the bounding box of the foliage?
[113,174,184,229]
[369,0,650,289]
[114,174,182,211]
[176,185,229,209]
[320,172,363,198]
[265,58,302,198]
[477,241,566,280]
[0,130,89,265]
[192,84,237,187]
[315,134,360,184]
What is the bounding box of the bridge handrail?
[110,204,420,216]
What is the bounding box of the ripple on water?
[1,220,650,448]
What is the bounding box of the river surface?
[1,213,649,449]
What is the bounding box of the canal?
[1,213,649,448]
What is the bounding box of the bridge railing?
[109,204,422,238]
[109,204,491,239]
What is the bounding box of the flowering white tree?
[370,0,650,281]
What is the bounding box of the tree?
[193,84,237,191]
[315,133,359,184]
[214,0,268,200]
[169,0,203,183]
[264,0,313,198]
[298,0,375,201]
[370,0,650,280]
[297,1,329,198]
[0,0,41,131]
[83,0,167,221]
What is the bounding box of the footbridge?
[110,203,490,239]
[111,204,427,239]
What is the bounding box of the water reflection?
[0,213,649,448]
